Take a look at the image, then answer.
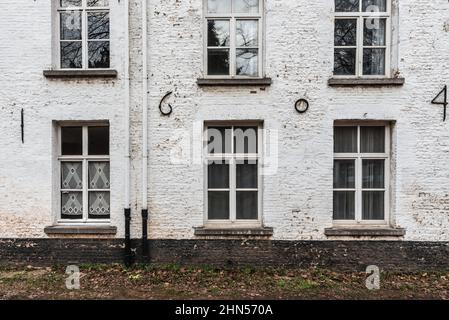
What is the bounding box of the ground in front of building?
[0,265,447,300]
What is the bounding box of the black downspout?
[142,209,149,261]
[124,208,132,266]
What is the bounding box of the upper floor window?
[334,0,390,77]
[205,0,263,77]
[59,124,110,222]
[333,123,390,225]
[57,0,110,69]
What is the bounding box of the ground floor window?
[205,123,261,225]
[58,123,110,222]
[333,122,390,224]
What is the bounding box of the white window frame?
[333,0,391,78]
[203,0,264,78]
[55,0,110,70]
[204,122,263,228]
[57,122,110,224]
[333,122,391,226]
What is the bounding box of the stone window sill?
[197,78,272,86]
[44,225,117,235]
[328,78,405,86]
[43,69,118,79]
[324,227,406,237]
[194,227,274,237]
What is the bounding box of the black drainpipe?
[124,208,133,266]
[142,209,149,261]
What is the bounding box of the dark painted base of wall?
[0,239,448,271]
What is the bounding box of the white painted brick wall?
[1,0,449,241]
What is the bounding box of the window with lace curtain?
[58,124,110,222]
[333,0,391,77]
[333,123,390,225]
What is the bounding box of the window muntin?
[333,124,390,224]
[205,124,261,224]
[59,124,110,222]
[205,0,262,77]
[58,0,110,69]
[334,0,390,77]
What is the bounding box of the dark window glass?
[334,126,357,153]
[61,41,82,69]
[234,126,258,154]
[334,48,356,75]
[208,49,229,75]
[236,191,258,219]
[88,12,109,40]
[334,160,355,189]
[362,159,384,188]
[208,162,230,189]
[207,127,232,154]
[61,127,83,155]
[363,48,385,75]
[88,41,110,68]
[208,191,230,219]
[335,0,359,12]
[333,191,355,219]
[208,20,230,47]
[334,19,357,46]
[362,191,384,220]
[236,160,258,189]
[360,126,385,153]
[88,126,109,155]
[362,0,386,12]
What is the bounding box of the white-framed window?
[56,0,110,69]
[333,122,390,225]
[333,0,391,77]
[204,123,262,226]
[58,123,110,223]
[204,0,263,77]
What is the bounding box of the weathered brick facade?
[0,1,448,269]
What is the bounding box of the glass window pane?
[208,0,231,13]
[88,191,110,218]
[234,126,258,154]
[233,0,259,13]
[61,162,83,189]
[362,191,384,220]
[61,127,82,155]
[236,191,258,220]
[334,126,357,153]
[208,20,230,47]
[87,0,109,6]
[236,20,258,47]
[334,160,355,188]
[363,159,384,188]
[88,41,110,68]
[61,191,83,219]
[88,12,110,39]
[334,19,357,46]
[89,162,110,189]
[362,0,386,12]
[61,41,82,69]
[207,127,232,154]
[236,160,258,189]
[363,48,385,75]
[88,126,109,155]
[333,191,355,220]
[208,191,230,219]
[360,126,385,153]
[236,49,258,76]
[208,162,230,189]
[60,0,82,7]
[207,49,229,75]
[335,0,359,12]
[363,18,386,46]
[334,48,356,75]
[60,12,82,40]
